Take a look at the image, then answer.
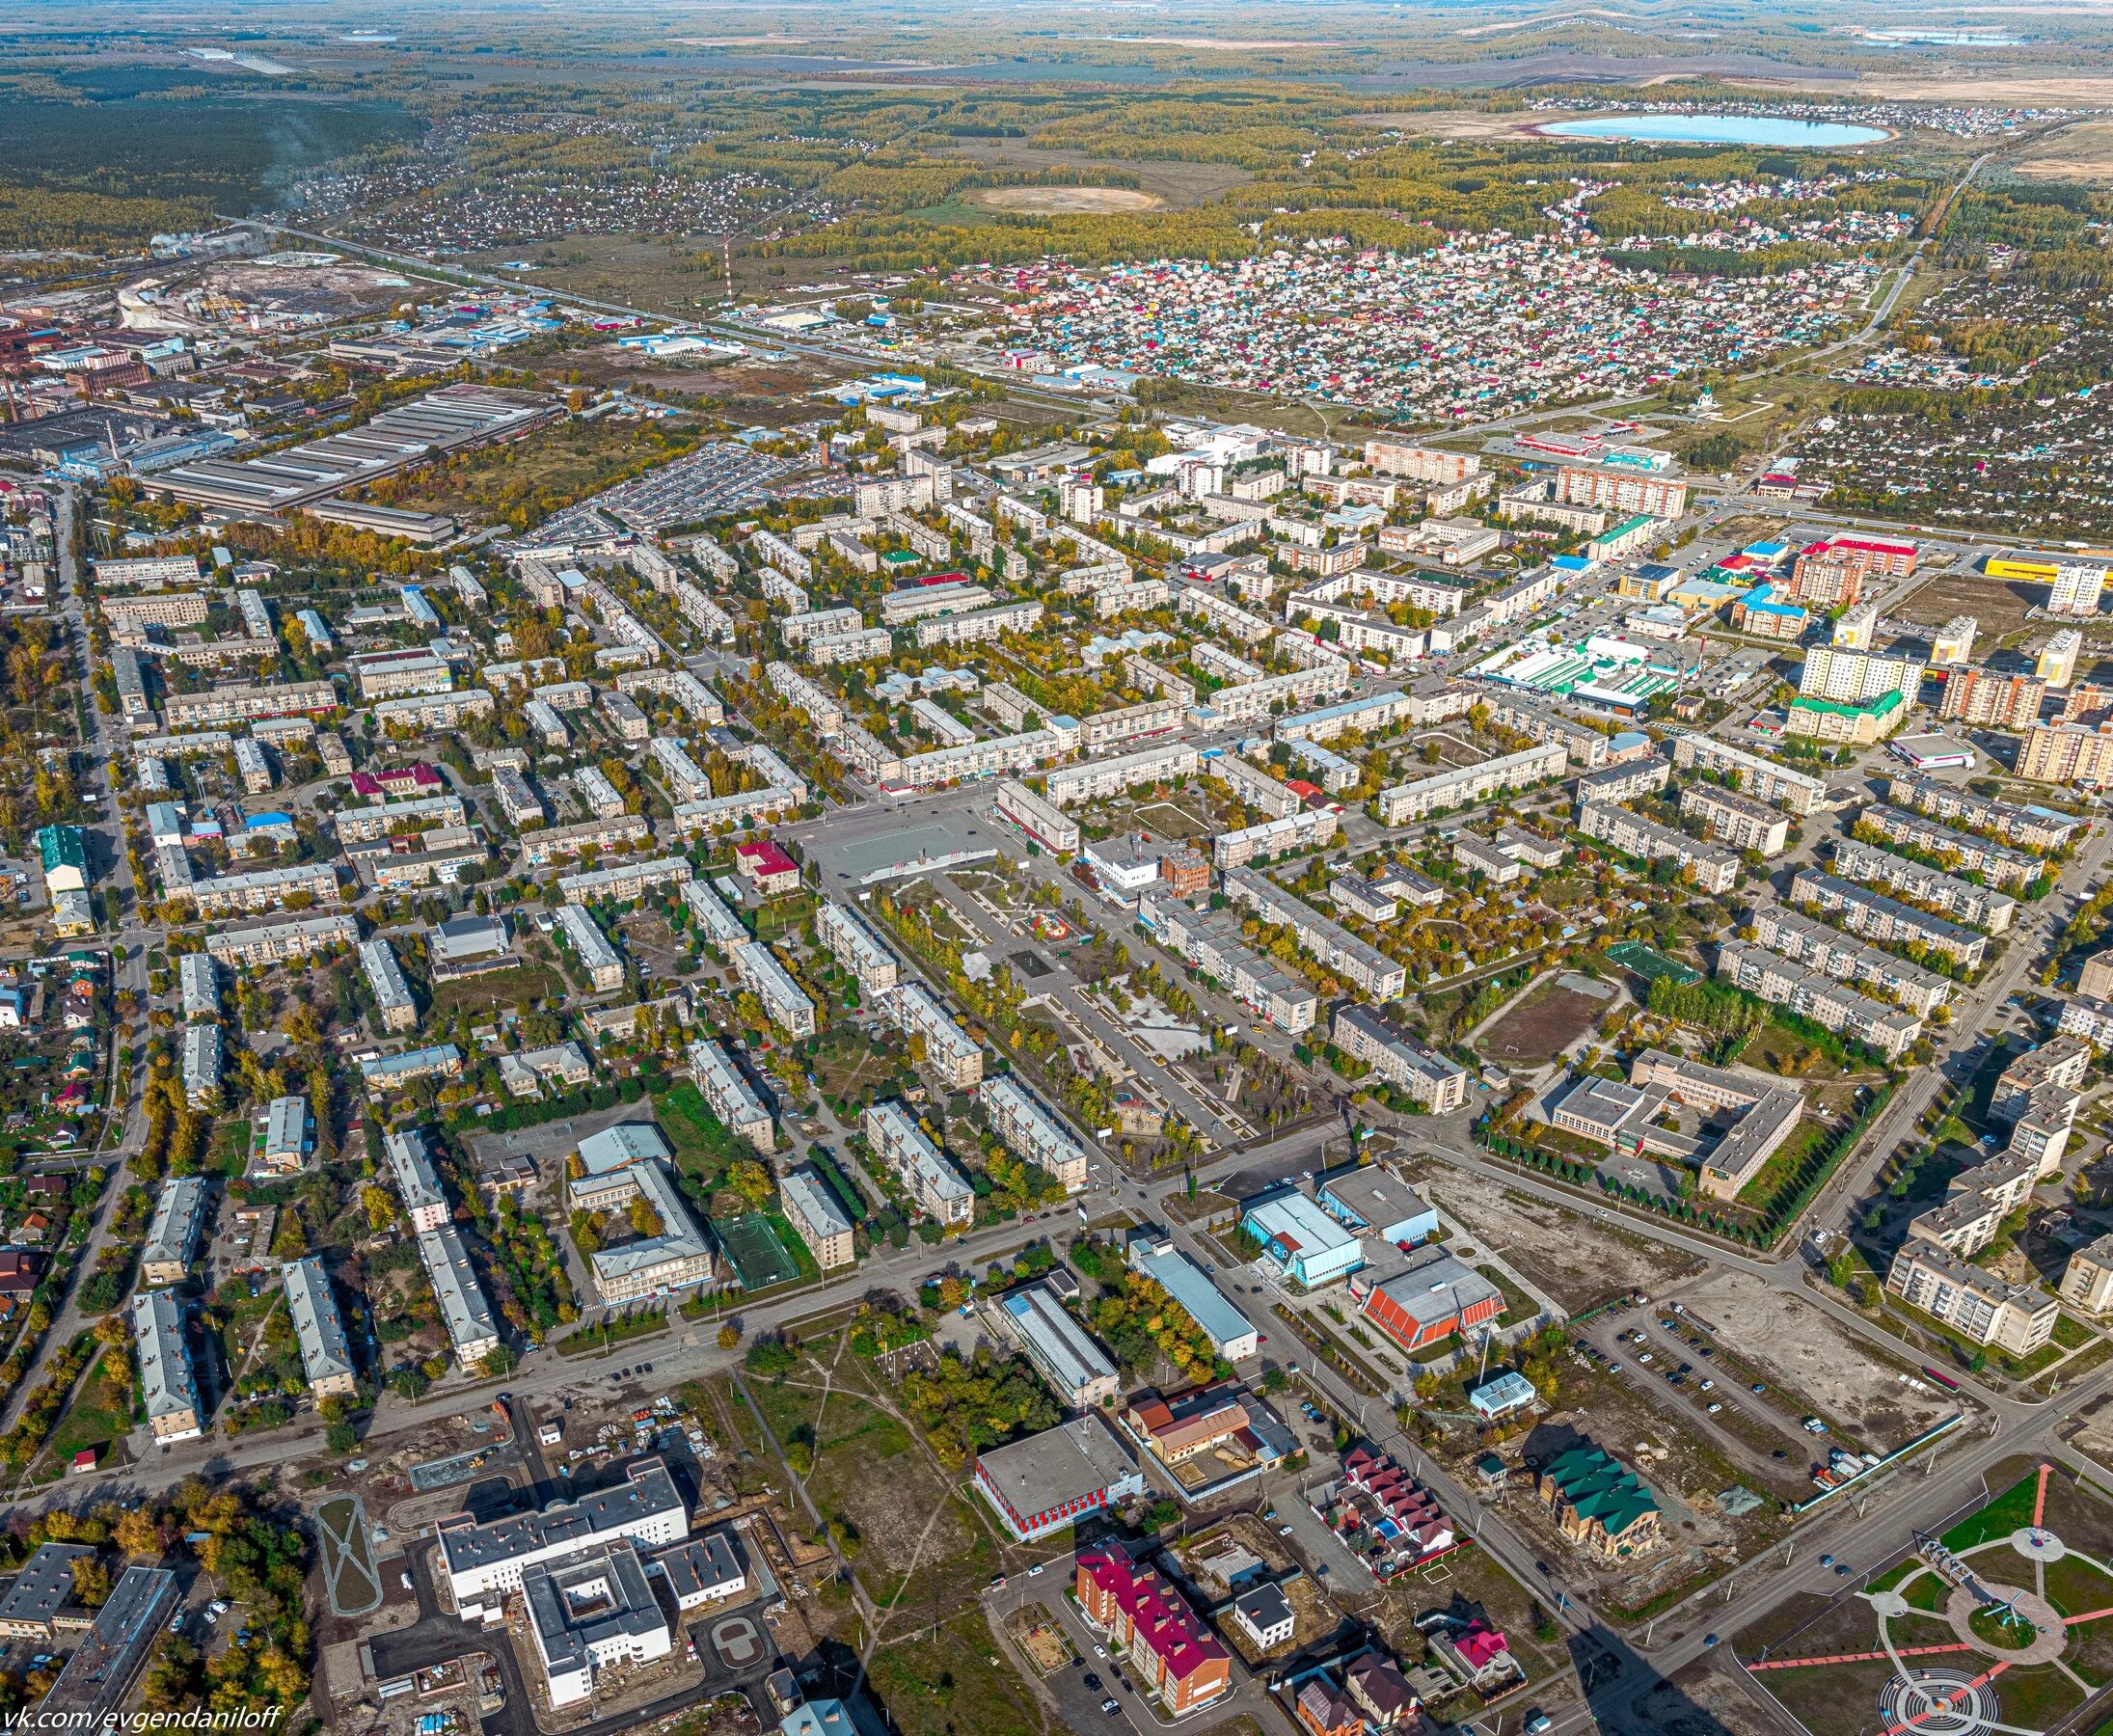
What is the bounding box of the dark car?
[1084,1674,1102,1692]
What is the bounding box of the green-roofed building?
[1536,1443,1665,1557]
[1785,687,1907,748]
[35,826,87,895]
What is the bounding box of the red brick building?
[1074,1550,1231,1715]
[1784,535,1918,608]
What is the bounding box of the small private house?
[1242,1190,1365,1288]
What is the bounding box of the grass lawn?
[1744,1022,1844,1080]
[428,963,565,1020]
[864,1609,1045,1736]
[1475,1262,1540,1327]
[1737,1119,1829,1207]
[1942,1468,2042,1552]
[2057,1313,2098,1350]
[2044,1553,2113,1619]
[655,1082,749,1187]
[36,1349,130,1474]
[1996,1664,2085,1731]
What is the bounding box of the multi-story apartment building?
[1747,904,1953,1014]
[1074,1551,1231,1716]
[895,724,1072,791]
[887,982,984,1087]
[1788,869,1989,968]
[1138,893,1318,1033]
[1044,743,1200,807]
[555,905,624,991]
[779,1168,855,1270]
[283,1256,357,1399]
[133,1288,202,1443]
[1885,1241,2056,1356]
[1221,867,1407,999]
[730,940,816,1039]
[979,1075,1090,1192]
[1679,783,1789,854]
[1939,667,2046,730]
[687,1040,772,1153]
[2019,721,2113,787]
[141,1175,208,1286]
[1480,696,1610,770]
[352,650,453,701]
[1331,1006,1469,1111]
[994,779,1079,853]
[1781,536,1912,607]
[359,937,419,1033]
[2062,1234,2113,1314]
[1578,803,1739,893]
[558,856,692,906]
[879,582,989,626]
[520,814,651,868]
[1800,645,1922,706]
[1552,464,1688,519]
[1207,663,1351,726]
[1578,756,1672,807]
[165,679,337,731]
[1883,773,2080,853]
[913,600,1043,648]
[187,860,338,919]
[1856,804,2040,891]
[372,689,494,732]
[335,795,467,844]
[1213,807,1341,871]
[1375,742,1569,825]
[815,902,899,995]
[1830,837,2016,934]
[765,663,844,733]
[206,911,360,968]
[1363,442,1480,484]
[863,1099,972,1224]
[1714,938,1922,1061]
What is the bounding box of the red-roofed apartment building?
[1785,536,1917,609]
[1074,1550,1231,1714]
[733,840,801,897]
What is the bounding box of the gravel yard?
[1684,1270,1957,1451]
[1420,1163,1701,1313]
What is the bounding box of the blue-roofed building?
[1127,1233,1260,1360]
[1318,1168,1438,1249]
[1470,1370,1539,1421]
[401,585,441,629]
[1243,1190,1365,1288]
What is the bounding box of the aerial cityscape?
[19,6,2113,1736]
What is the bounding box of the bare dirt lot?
[1893,569,2047,643]
[965,186,1166,214]
[1417,1163,1701,1313]
[1683,1270,1955,1451]
[1478,978,1611,1068]
[1342,109,1547,140]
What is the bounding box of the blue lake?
[1541,114,1890,149]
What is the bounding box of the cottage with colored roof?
[1294,1675,1362,1736]
[1535,1441,1664,1557]
[1074,1549,1231,1715]
[1428,1619,1521,1691]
